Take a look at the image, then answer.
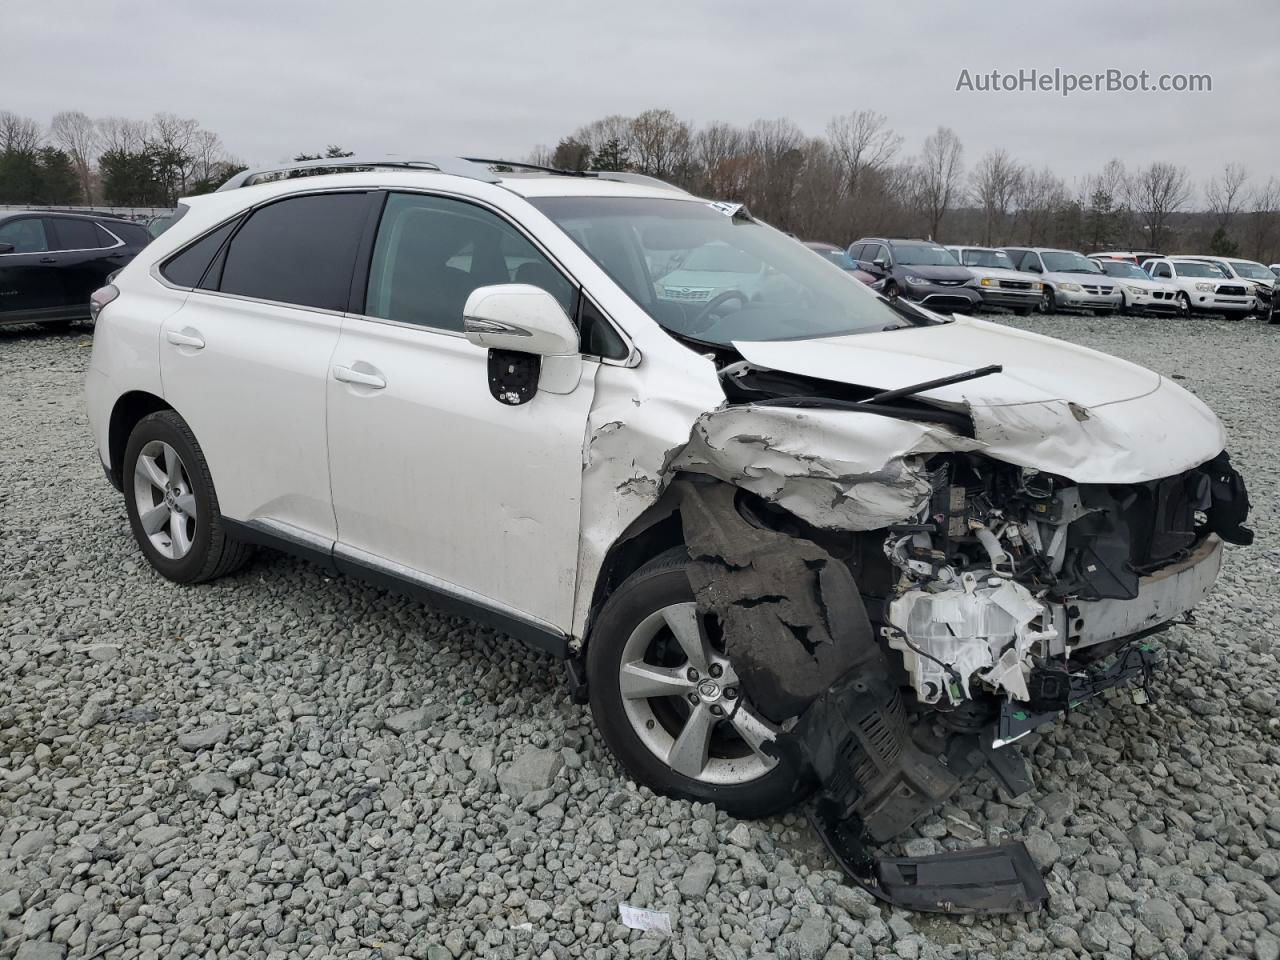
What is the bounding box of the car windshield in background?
[1229,260,1273,280]
[810,247,858,270]
[892,243,958,266]
[530,196,920,344]
[1099,261,1148,280]
[962,249,1015,269]
[1041,251,1102,274]
[1173,261,1228,279]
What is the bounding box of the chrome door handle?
[165,329,205,349]
[333,364,386,389]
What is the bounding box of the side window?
[1153,262,1173,279]
[0,218,47,253]
[161,219,240,288]
[577,294,627,361]
[848,243,866,262]
[365,192,575,332]
[48,218,106,251]
[94,224,123,247]
[219,192,370,311]
[1018,251,1041,271]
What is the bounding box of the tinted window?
[0,217,47,253]
[219,192,370,310]
[102,221,150,246]
[1152,263,1172,278]
[49,218,105,251]
[366,192,574,332]
[161,219,240,288]
[847,243,866,261]
[866,244,886,263]
[577,294,628,360]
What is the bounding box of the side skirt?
[222,518,570,660]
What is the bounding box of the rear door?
[159,190,377,543]
[0,216,57,317]
[45,218,127,310]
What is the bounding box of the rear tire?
[586,548,809,819]
[123,410,254,584]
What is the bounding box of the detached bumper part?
[810,806,1049,915]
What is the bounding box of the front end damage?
[658,396,1252,912]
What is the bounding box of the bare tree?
[96,116,149,154]
[526,144,554,167]
[743,118,806,224]
[826,111,901,201]
[1129,161,1191,250]
[970,149,1024,246]
[1013,167,1067,246]
[48,111,98,202]
[1205,162,1249,231]
[629,109,691,180]
[1243,177,1280,262]
[0,111,41,153]
[916,126,965,240]
[695,122,747,198]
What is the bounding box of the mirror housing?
[0,242,14,254]
[872,258,887,271]
[463,284,579,357]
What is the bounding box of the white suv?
[85,157,1252,866]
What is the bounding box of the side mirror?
[463,284,581,404]
[0,242,14,254]
[1025,263,1042,273]
[463,284,579,356]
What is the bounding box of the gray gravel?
[2,314,1278,960]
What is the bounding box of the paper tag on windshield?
[706,201,746,218]
[618,904,673,936]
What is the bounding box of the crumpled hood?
[732,315,1225,483]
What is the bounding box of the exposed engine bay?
[654,350,1254,912]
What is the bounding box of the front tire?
[1177,292,1192,317]
[123,410,253,584]
[1039,287,1056,314]
[586,549,809,818]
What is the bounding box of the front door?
[326,190,594,634]
[0,217,58,318]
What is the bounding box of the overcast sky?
[9,0,1279,194]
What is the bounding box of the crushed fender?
[675,480,1049,913]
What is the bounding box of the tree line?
[0,110,247,207]
[530,109,1280,262]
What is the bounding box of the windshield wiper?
[863,364,1003,404]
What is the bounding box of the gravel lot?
[2,314,1278,960]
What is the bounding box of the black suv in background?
[0,211,151,329]
[848,237,980,312]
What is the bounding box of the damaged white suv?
[86,157,1252,909]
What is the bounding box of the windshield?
[530,196,923,344]
[1173,261,1228,279]
[892,243,958,266]
[1098,261,1148,280]
[1041,251,1102,274]
[960,248,1015,269]
[1229,260,1273,280]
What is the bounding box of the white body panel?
[326,317,597,631]
[1144,258,1256,314]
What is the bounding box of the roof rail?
[215,154,690,196]
[215,155,501,192]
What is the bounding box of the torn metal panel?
[569,352,725,645]
[672,406,982,532]
[674,480,879,720]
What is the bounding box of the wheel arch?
[107,390,173,490]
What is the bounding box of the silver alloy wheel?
[132,440,197,560]
[618,602,778,786]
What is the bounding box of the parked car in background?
[848,237,979,311]
[1090,257,1184,315]
[1179,255,1274,318]
[1002,247,1123,314]
[801,241,882,289]
[0,211,151,328]
[1143,257,1255,317]
[1089,250,1161,267]
[945,245,1042,315]
[1269,263,1280,278]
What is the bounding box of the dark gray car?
[848,238,980,312]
